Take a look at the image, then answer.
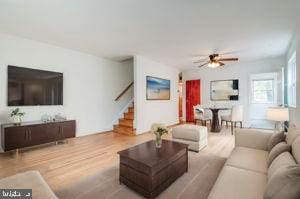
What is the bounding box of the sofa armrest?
[235,129,273,151]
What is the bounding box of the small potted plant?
[151,123,169,148]
[10,108,25,125]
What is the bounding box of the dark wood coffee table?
[117,140,188,198]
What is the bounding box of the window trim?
[287,52,297,108]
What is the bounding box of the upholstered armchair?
[193,105,212,127]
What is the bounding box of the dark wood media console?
[1,120,76,152]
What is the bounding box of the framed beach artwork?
[211,79,239,101]
[146,76,170,100]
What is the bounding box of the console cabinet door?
[59,121,76,139]
[46,123,61,141]
[28,125,50,146]
[4,127,30,151]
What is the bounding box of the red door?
[186,80,201,122]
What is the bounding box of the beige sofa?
[208,128,300,199]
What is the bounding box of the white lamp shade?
[266,107,289,122]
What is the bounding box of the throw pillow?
[292,137,300,164]
[267,142,291,167]
[268,152,296,180]
[264,165,300,199]
[268,132,285,151]
[286,127,300,145]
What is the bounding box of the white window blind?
[252,79,275,103]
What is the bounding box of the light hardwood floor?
[0,126,235,192]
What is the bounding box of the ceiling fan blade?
[218,50,241,55]
[219,62,225,66]
[218,58,238,61]
[193,60,208,64]
[198,63,208,67]
[191,54,210,57]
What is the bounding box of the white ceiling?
[0,0,299,70]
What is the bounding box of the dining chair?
[193,105,212,127]
[221,105,243,134]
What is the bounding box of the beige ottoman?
[172,124,208,152]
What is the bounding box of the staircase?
[113,105,136,136]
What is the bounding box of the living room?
[0,1,300,199]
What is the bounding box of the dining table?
[206,107,231,132]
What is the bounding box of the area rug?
[55,153,226,199]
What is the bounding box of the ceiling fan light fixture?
[207,61,220,68]
[195,53,238,68]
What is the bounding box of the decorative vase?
[155,135,162,148]
[12,115,22,125]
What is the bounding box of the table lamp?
[266,107,289,132]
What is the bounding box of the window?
[288,52,296,107]
[252,79,275,103]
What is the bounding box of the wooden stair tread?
[114,102,135,136]
[119,118,133,127]
[113,125,135,136]
[124,112,134,119]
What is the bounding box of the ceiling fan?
[194,54,238,68]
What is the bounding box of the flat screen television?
[8,65,63,106]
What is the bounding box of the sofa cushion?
[208,166,267,199]
[226,147,268,173]
[264,165,300,199]
[172,124,207,141]
[292,136,300,163]
[267,142,291,167]
[235,129,272,151]
[0,171,57,199]
[267,132,285,151]
[268,152,297,180]
[286,127,300,145]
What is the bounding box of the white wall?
[286,33,300,126]
[0,33,133,137]
[134,55,179,134]
[182,57,285,127]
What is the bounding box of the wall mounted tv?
[8,65,63,106]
